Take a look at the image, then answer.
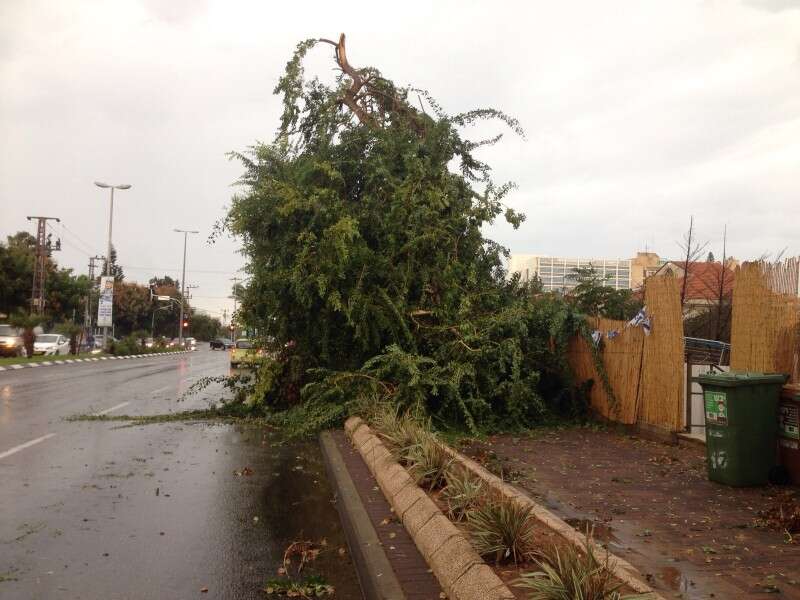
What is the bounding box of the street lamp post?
[174,229,198,347]
[94,181,131,348]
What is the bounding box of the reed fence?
[567,276,684,431]
[730,260,800,382]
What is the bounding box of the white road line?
[93,401,130,416]
[150,385,171,395]
[0,433,56,461]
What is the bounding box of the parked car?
[0,324,26,357]
[210,338,234,350]
[230,338,260,367]
[33,334,70,356]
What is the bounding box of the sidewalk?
[464,427,800,599]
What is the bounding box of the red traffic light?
[182,321,189,328]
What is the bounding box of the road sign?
[97,276,114,327]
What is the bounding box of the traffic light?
[183,319,189,328]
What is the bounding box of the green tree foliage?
[0,232,90,323]
[189,312,223,341]
[223,36,587,433]
[105,245,124,282]
[567,267,642,321]
[113,282,152,336]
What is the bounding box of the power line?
[120,265,240,275]
[46,222,95,257]
[61,223,98,255]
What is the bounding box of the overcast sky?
[2,0,799,318]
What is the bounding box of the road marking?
[11,364,24,370]
[93,401,130,416]
[150,385,171,395]
[0,433,56,461]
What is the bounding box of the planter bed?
[344,416,660,600]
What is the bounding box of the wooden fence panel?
[637,277,684,431]
[567,277,684,432]
[730,261,800,382]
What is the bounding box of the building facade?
[508,252,663,292]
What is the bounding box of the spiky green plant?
[405,432,454,490]
[515,538,651,600]
[442,468,484,521]
[467,495,537,565]
[371,406,427,463]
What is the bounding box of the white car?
[33,334,70,356]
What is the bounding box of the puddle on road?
[564,518,620,545]
[220,426,361,599]
[659,565,692,593]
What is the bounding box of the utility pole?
[26,216,61,314]
[85,255,104,331]
[173,229,198,346]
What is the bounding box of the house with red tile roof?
[650,260,736,316]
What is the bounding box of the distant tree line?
[0,231,222,340]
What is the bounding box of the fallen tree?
[222,35,588,434]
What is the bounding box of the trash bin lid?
[697,371,788,387]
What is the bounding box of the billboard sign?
[97,276,114,327]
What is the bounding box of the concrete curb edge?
[319,431,406,600]
[344,416,515,600]
[0,351,192,373]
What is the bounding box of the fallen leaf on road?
[200,587,208,593]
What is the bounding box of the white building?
[508,254,633,291]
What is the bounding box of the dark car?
[210,338,234,350]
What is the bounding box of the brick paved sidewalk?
[465,427,800,599]
[331,431,443,600]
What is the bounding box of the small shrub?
[442,468,484,521]
[370,405,426,462]
[467,495,536,565]
[406,432,454,490]
[515,537,649,600]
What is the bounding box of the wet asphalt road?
[0,347,360,600]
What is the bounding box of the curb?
[319,431,406,600]
[344,417,514,600]
[437,445,663,598]
[0,351,192,373]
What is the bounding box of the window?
[235,340,253,349]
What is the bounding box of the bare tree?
[676,216,708,312]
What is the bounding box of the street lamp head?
[95,181,131,190]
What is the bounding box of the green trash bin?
[698,371,787,486]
